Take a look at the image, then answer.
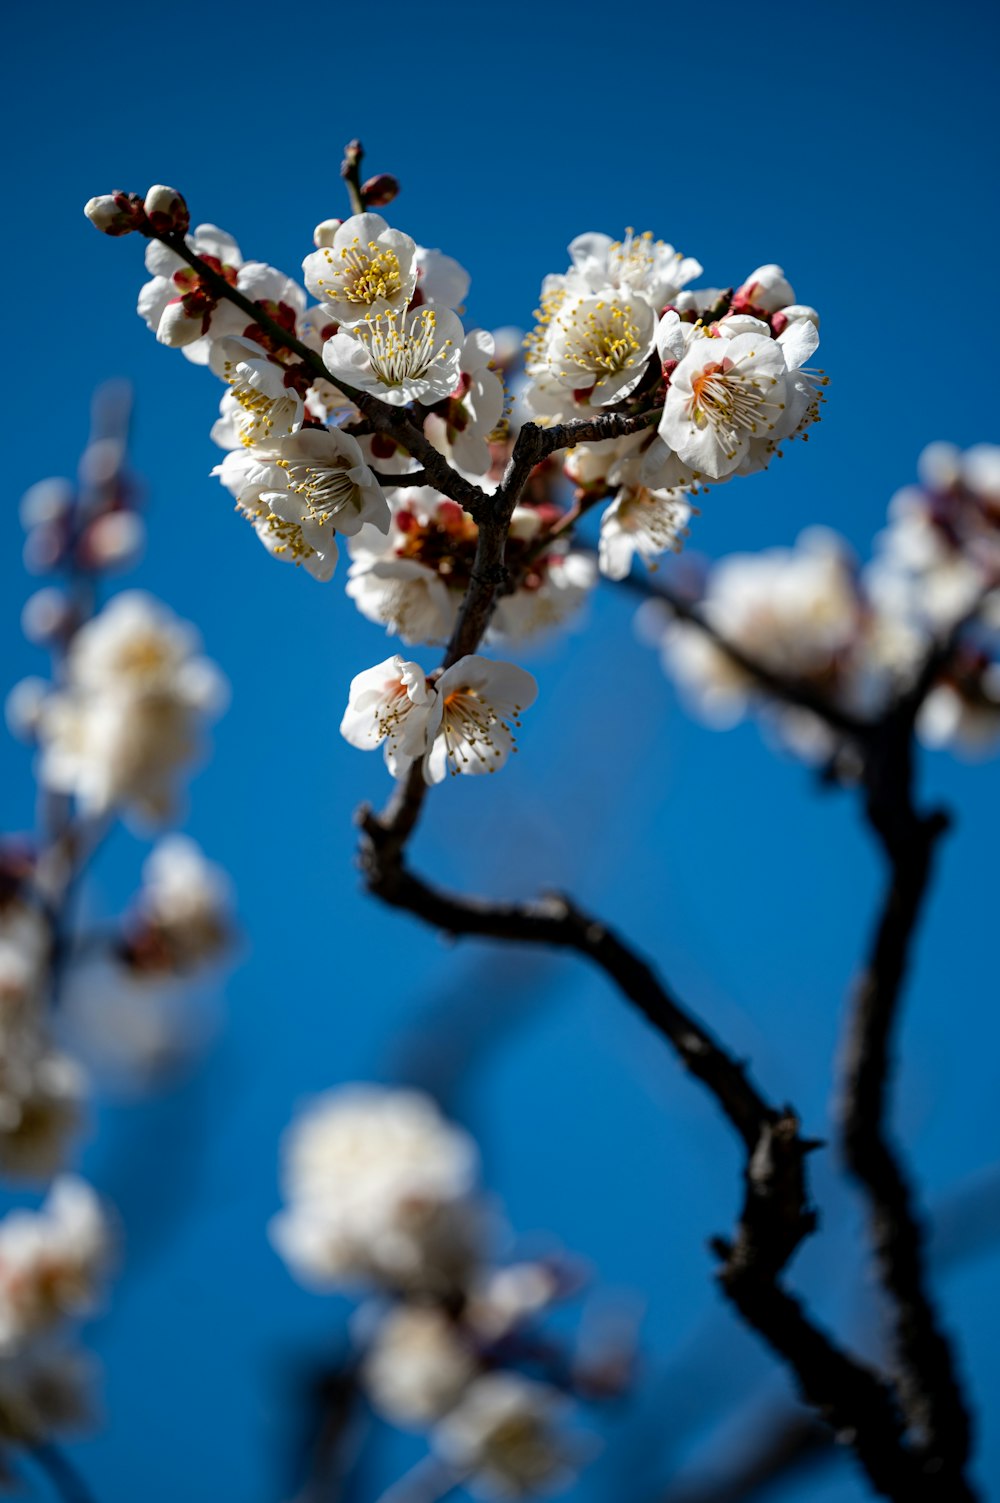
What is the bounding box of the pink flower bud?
[143,184,190,236]
[84,192,146,236]
[78,511,146,573]
[361,174,400,209]
[313,218,343,249]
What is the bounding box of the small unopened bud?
[84,191,146,236]
[19,478,74,531]
[361,174,399,209]
[313,218,343,248]
[157,299,206,348]
[144,184,190,236]
[5,679,50,744]
[21,588,74,646]
[341,139,364,176]
[78,511,146,573]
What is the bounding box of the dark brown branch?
[152,231,488,515]
[840,683,976,1490]
[354,826,952,1500]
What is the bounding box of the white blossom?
[415,245,471,311]
[209,338,305,450]
[564,229,702,309]
[323,306,464,407]
[424,330,506,477]
[419,656,538,785]
[35,593,226,823]
[224,429,389,581]
[526,289,655,410]
[598,486,692,580]
[302,213,417,327]
[340,656,435,775]
[659,322,788,480]
[138,225,304,365]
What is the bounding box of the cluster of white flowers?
[272,1085,607,1497]
[341,654,538,783]
[643,444,1000,761]
[17,592,227,825]
[526,239,824,485]
[94,183,831,790]
[0,1177,113,1448]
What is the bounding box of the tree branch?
[355,825,955,1499]
[839,665,976,1490]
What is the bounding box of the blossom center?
[318,239,404,307]
[357,310,451,389]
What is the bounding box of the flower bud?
[19,479,74,532]
[341,139,364,175]
[733,264,795,315]
[84,192,146,236]
[5,679,49,743]
[21,588,75,646]
[143,185,190,236]
[313,218,343,249]
[361,174,400,209]
[156,299,206,348]
[78,511,146,573]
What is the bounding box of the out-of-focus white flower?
[323,306,464,406]
[0,907,48,1020]
[270,1086,481,1295]
[0,1044,85,1183]
[491,550,597,643]
[35,593,226,824]
[565,229,702,309]
[598,486,692,580]
[419,656,538,785]
[917,659,1000,757]
[136,836,232,971]
[432,1373,578,1499]
[340,656,435,774]
[302,213,417,327]
[362,1305,477,1428]
[0,1179,111,1355]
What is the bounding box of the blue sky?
[3,0,1000,1498]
